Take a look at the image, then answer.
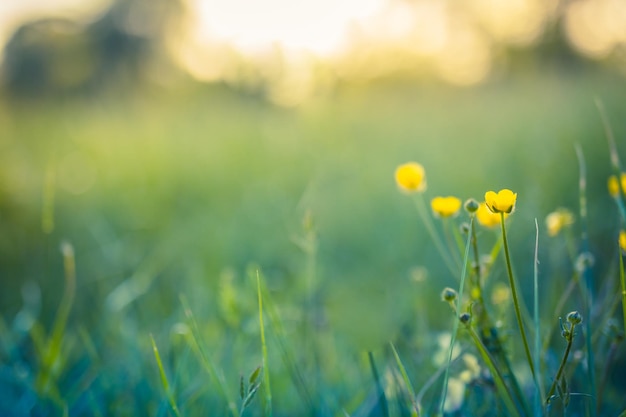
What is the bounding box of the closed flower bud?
[464,198,479,213]
[459,312,472,325]
[567,311,582,325]
[441,287,457,302]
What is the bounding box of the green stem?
[257,271,273,417]
[439,217,473,416]
[546,325,576,404]
[500,212,536,381]
[533,219,545,412]
[467,326,522,417]
[414,194,459,277]
[471,221,529,415]
[620,249,626,338]
[575,144,596,416]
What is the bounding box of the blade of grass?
[595,98,622,173]
[618,248,626,334]
[150,334,182,417]
[368,351,389,417]
[256,272,315,411]
[36,242,76,398]
[575,144,597,416]
[466,326,522,417]
[180,294,238,417]
[389,342,420,417]
[533,219,545,412]
[257,270,273,417]
[439,217,473,416]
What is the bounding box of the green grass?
[1,69,626,416]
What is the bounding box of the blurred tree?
[1,0,183,97]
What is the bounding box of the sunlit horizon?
[1,0,626,105]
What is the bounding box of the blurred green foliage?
[1,66,626,415]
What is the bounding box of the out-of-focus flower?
[575,252,595,273]
[620,230,626,254]
[444,377,465,413]
[545,208,574,237]
[476,202,506,227]
[459,354,481,383]
[431,196,462,218]
[395,162,426,193]
[485,189,517,214]
[608,173,626,197]
[608,175,619,197]
[491,283,510,305]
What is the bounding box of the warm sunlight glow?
[6,0,626,103]
[468,0,556,45]
[186,0,385,55]
[565,0,626,59]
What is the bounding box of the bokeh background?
[1,0,626,415]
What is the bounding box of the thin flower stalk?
[499,211,536,381]
[438,217,472,416]
[546,313,582,404]
[545,332,574,405]
[575,144,597,416]
[442,217,463,266]
[620,247,626,337]
[470,219,528,414]
[413,194,460,277]
[533,219,545,412]
[466,324,522,417]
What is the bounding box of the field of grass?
[1,68,626,416]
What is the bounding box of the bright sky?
[189,0,386,55]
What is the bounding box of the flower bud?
[441,287,457,302]
[464,198,479,213]
[459,312,472,325]
[566,311,582,325]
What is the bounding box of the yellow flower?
[431,196,462,218]
[620,230,626,253]
[395,162,426,193]
[608,173,626,197]
[476,202,506,227]
[545,208,574,237]
[608,176,619,197]
[485,189,517,214]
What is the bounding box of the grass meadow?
[1,69,626,416]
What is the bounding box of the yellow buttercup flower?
[476,202,506,227]
[608,176,619,197]
[485,189,517,214]
[395,162,426,193]
[608,173,626,197]
[620,230,626,253]
[545,208,574,237]
[431,196,462,218]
